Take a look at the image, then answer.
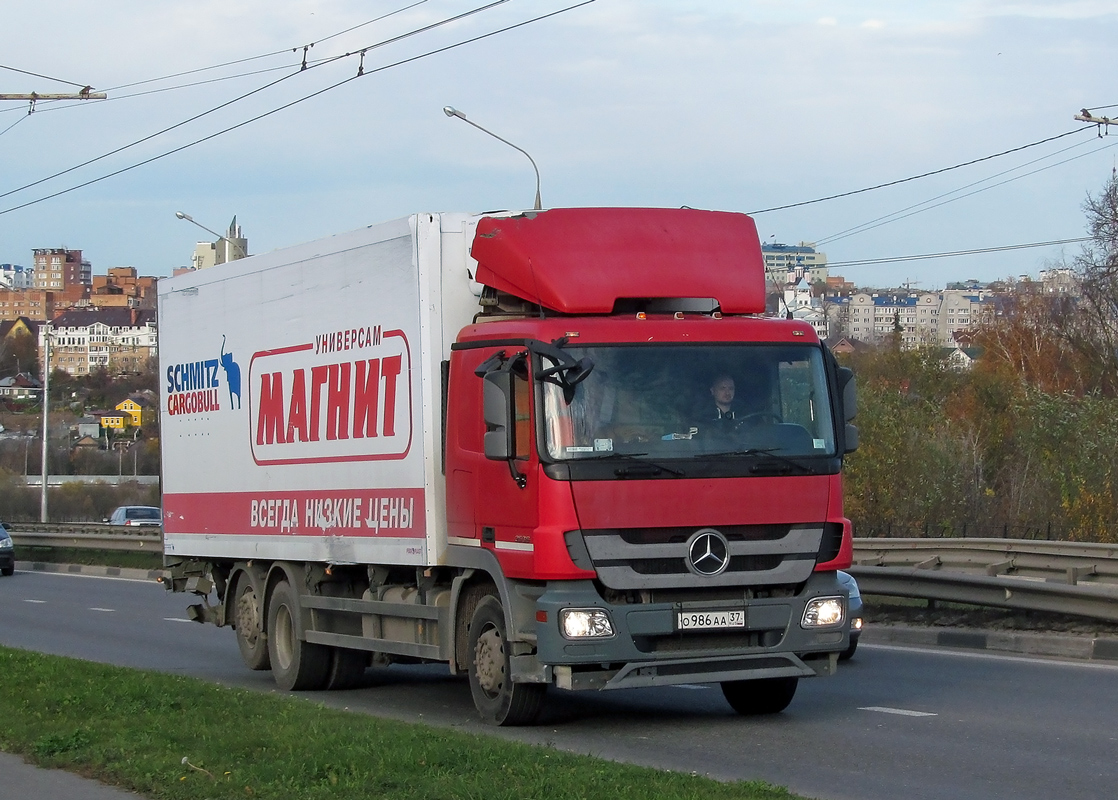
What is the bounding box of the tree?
[1066,172,1118,395]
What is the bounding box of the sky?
[2,0,1117,290]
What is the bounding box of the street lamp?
[39,325,50,522]
[443,106,542,210]
[175,211,248,262]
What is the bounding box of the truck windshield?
[540,344,836,461]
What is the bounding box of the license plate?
[676,609,746,631]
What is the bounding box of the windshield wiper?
[704,448,815,475]
[577,451,686,478]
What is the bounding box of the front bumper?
[530,572,849,690]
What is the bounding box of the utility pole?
[0,88,106,113]
[1075,109,1113,135]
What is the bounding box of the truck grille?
[578,523,825,591]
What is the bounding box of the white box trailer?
[160,213,483,566]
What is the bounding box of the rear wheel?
[721,677,799,715]
[233,573,270,670]
[467,595,545,726]
[324,647,368,690]
[266,580,330,691]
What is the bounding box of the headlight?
[801,596,845,628]
[0,535,13,551]
[559,608,614,639]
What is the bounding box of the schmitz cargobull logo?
[248,326,412,465]
[166,334,242,416]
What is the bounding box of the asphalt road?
[2,569,1116,800]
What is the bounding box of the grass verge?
[0,646,801,800]
[17,546,163,571]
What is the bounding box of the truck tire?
[467,595,545,726]
[266,580,330,691]
[721,677,799,715]
[232,573,270,671]
[324,647,367,690]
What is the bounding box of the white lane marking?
[89,607,115,613]
[863,642,1118,672]
[164,618,194,623]
[674,684,711,690]
[22,599,47,604]
[859,706,937,717]
[23,571,158,584]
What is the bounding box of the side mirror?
[837,367,857,422]
[844,423,859,454]
[482,370,515,461]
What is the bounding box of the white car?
[105,506,163,527]
[837,570,863,660]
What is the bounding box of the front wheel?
[721,676,799,715]
[467,596,545,726]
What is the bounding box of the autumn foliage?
[844,175,1118,543]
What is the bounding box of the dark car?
[105,506,163,527]
[837,570,863,660]
[0,521,14,576]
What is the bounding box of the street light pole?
[39,326,50,523]
[175,212,248,262]
[442,106,542,210]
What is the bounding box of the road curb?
[863,623,1118,662]
[15,560,166,582]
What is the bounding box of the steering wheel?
[736,412,782,426]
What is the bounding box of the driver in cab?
[698,373,773,437]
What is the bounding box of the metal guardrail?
[9,525,161,553]
[851,538,1118,622]
[9,530,1118,621]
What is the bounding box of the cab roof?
[470,207,767,315]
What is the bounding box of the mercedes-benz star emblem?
[686,528,730,576]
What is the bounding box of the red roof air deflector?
[470,207,766,314]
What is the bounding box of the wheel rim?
[473,626,505,697]
[274,603,295,671]
[236,586,260,647]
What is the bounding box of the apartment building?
[837,290,991,347]
[42,308,157,376]
[0,263,32,290]
[90,267,158,309]
[0,247,91,321]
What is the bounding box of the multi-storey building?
[761,242,828,289]
[42,308,157,376]
[0,263,32,290]
[187,217,249,270]
[1,247,92,320]
[32,248,90,294]
[90,267,158,309]
[0,289,57,321]
[836,289,992,347]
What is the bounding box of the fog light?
[559,608,614,639]
[801,596,845,628]
[852,617,864,631]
